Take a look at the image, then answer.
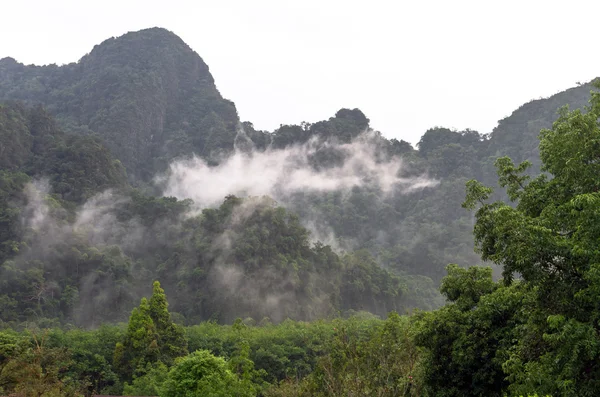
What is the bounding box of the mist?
[161,132,438,210]
[157,131,439,252]
[5,131,441,326]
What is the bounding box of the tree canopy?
[1,26,599,397]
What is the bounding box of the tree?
[228,319,267,395]
[439,264,496,311]
[114,297,158,378]
[463,81,600,396]
[161,349,254,397]
[302,313,422,396]
[415,266,523,397]
[0,330,84,396]
[123,361,168,396]
[114,281,187,379]
[148,281,188,366]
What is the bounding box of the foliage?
[1,26,600,397]
[114,281,187,379]
[415,267,523,396]
[0,28,239,182]
[264,312,423,396]
[458,81,600,396]
[123,361,168,396]
[161,349,254,397]
[0,330,85,397]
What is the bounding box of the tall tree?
[148,281,187,366]
[114,281,187,379]
[463,81,600,396]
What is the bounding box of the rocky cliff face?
[0,28,240,182]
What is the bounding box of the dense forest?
[1,27,599,396]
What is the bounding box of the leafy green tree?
[0,330,84,397]
[46,326,124,396]
[123,361,169,396]
[115,281,187,379]
[463,81,600,396]
[415,266,523,396]
[228,319,267,395]
[148,281,188,365]
[439,264,496,310]
[161,349,254,397]
[303,313,421,396]
[114,297,158,378]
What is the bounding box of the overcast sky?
[2,0,598,144]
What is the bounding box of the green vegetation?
[114,281,187,380]
[2,28,593,301]
[0,101,421,326]
[0,28,239,182]
[1,27,600,395]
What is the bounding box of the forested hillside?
[0,108,420,326]
[1,27,599,396]
[0,103,437,327]
[1,29,595,295]
[0,28,239,182]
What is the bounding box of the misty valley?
[1,28,599,396]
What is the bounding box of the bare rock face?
[0,28,240,182]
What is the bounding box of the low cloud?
[160,132,438,210]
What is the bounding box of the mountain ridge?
[1,27,597,181]
[0,27,598,327]
[2,26,600,397]
[0,27,240,182]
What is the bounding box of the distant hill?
[1,27,594,183]
[487,81,595,173]
[0,102,126,202]
[0,28,239,182]
[0,27,597,327]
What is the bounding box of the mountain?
[487,81,595,172]
[0,102,127,197]
[0,105,426,326]
[2,27,600,397]
[0,27,597,328]
[1,27,593,184]
[0,27,239,182]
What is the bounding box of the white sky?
[1,0,598,144]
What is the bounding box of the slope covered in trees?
[0,28,239,182]
[1,28,596,296]
[0,102,430,327]
[486,81,595,173]
[1,26,600,396]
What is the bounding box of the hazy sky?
[2,0,598,144]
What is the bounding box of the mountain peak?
[0,57,18,65]
[0,28,239,182]
[90,27,191,57]
[82,27,213,83]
